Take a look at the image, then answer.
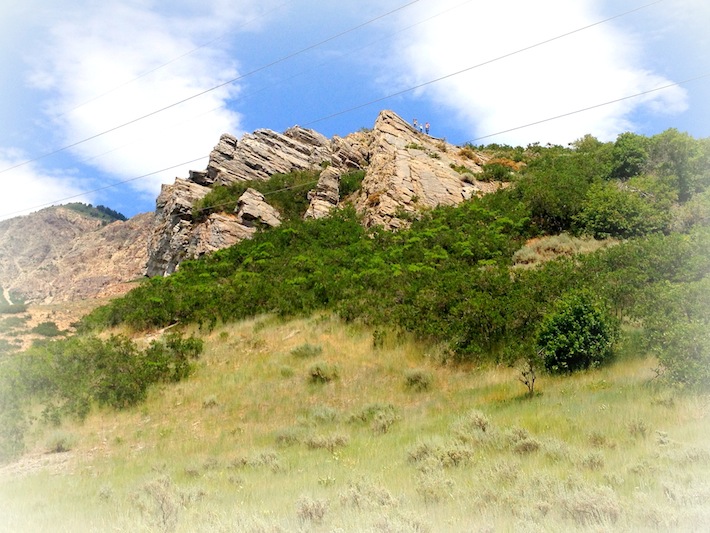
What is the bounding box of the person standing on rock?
[425,122,430,135]
[413,118,418,130]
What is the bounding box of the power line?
[0,156,208,219]
[303,0,666,126]
[467,72,710,143]
[55,0,296,119]
[0,0,421,177]
[1,0,693,219]
[5,68,705,221]
[46,0,474,177]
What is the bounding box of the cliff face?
[0,208,153,304]
[145,110,502,277]
[144,124,370,276]
[353,110,500,229]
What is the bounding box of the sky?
[0,0,707,220]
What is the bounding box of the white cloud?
[0,150,91,220]
[22,0,275,196]
[383,0,689,145]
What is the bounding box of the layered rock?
[353,110,500,229]
[145,110,499,276]
[145,124,369,276]
[304,167,341,220]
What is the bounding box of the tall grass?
[1,314,708,532]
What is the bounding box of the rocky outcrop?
[192,126,364,187]
[0,207,153,304]
[144,178,212,277]
[145,124,370,276]
[145,110,500,276]
[304,167,341,220]
[144,183,284,277]
[352,110,500,229]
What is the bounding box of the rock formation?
[0,110,506,303]
[145,110,504,276]
[352,110,499,229]
[144,124,369,276]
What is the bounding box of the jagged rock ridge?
[145,110,504,277]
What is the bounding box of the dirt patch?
[0,298,112,352]
[0,450,75,479]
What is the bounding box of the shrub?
[31,321,64,337]
[305,433,349,452]
[290,343,322,359]
[339,170,366,199]
[404,368,433,392]
[296,495,329,523]
[46,430,76,453]
[308,362,339,383]
[537,290,618,373]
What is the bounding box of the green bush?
[31,321,64,337]
[537,291,618,373]
[308,362,339,384]
[575,181,673,239]
[290,343,323,359]
[14,333,203,419]
[404,369,433,392]
[339,170,366,199]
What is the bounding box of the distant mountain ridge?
[0,207,153,304]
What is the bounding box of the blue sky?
[0,0,707,220]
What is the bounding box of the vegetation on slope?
[63,202,128,222]
[1,316,708,532]
[81,128,710,383]
[1,128,709,467]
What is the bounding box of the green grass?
[1,314,709,532]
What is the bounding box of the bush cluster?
[78,129,710,391]
[0,333,203,460]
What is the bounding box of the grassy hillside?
[1,315,708,532]
[1,129,709,531]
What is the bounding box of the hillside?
[0,117,709,531]
[1,316,708,532]
[0,206,153,305]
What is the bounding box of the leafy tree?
[514,145,600,234]
[537,290,618,373]
[574,181,672,239]
[647,128,706,202]
[634,277,710,390]
[609,132,649,180]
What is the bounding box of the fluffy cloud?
[0,150,90,220]
[383,0,688,145]
[21,0,272,196]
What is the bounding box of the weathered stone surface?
[235,188,282,228]
[144,178,212,276]
[0,207,153,304]
[188,213,255,258]
[353,110,500,229]
[305,167,341,220]
[203,126,351,186]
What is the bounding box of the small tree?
[537,291,618,373]
[517,349,544,396]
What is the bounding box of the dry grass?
[513,233,618,268]
[1,313,709,532]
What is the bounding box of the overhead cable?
[0,0,421,176]
[303,0,666,126]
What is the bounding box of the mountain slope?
[0,207,153,304]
